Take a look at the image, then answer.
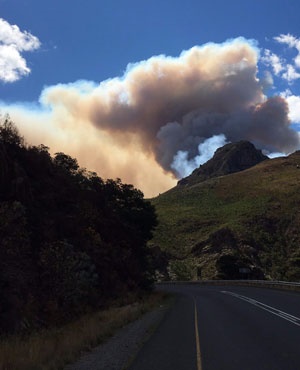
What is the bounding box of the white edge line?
[221,291,300,327]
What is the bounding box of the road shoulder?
[64,301,171,370]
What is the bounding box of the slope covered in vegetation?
[151,143,300,281]
[0,116,157,335]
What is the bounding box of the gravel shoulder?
[64,303,170,370]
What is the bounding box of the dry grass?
[0,292,168,370]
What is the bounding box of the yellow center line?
[194,300,202,370]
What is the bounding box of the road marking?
[194,301,202,370]
[222,291,300,327]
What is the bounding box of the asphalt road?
[127,284,300,370]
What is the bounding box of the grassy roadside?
[0,292,169,370]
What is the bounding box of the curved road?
[128,284,300,370]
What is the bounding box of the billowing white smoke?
[2,37,300,196]
[171,134,228,177]
[267,152,286,158]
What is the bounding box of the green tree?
[0,201,34,333]
[53,152,79,173]
[0,115,24,147]
[39,241,98,321]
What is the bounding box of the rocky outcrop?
[178,140,268,186]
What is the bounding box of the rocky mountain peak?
[178,140,268,186]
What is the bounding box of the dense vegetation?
[0,116,157,335]
[151,146,300,281]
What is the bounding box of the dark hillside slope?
[0,118,157,335]
[151,149,300,281]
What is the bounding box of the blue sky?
[1,0,300,196]
[2,0,300,102]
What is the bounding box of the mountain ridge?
[178,140,268,186]
[151,142,300,282]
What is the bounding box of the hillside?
[0,117,157,335]
[151,144,300,281]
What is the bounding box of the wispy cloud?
[261,49,284,76]
[274,34,300,68]
[261,34,300,125]
[0,18,41,83]
[263,34,300,84]
[281,64,300,83]
[275,33,300,76]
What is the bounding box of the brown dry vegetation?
[0,292,167,370]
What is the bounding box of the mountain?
[178,140,268,186]
[151,142,300,282]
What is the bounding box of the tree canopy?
[0,116,157,334]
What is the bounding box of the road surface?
[128,284,300,370]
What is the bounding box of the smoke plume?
[171,134,228,177]
[2,38,300,196]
